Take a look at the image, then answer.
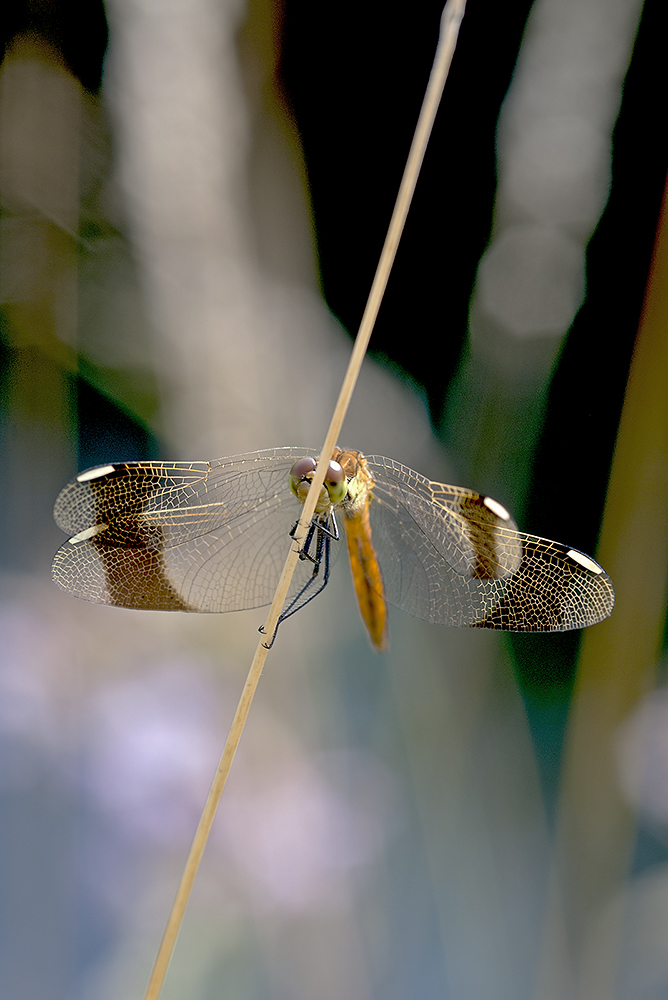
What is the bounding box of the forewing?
[51,447,325,613]
[365,457,614,631]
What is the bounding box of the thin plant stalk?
[142,2,466,997]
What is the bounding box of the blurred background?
[1,0,667,998]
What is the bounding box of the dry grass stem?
[142,2,466,996]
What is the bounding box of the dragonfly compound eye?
[289,457,317,500]
[324,461,347,504]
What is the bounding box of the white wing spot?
[567,549,602,574]
[484,496,511,521]
[69,524,109,544]
[77,465,116,483]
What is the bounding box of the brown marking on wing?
[88,468,191,611]
[459,494,510,580]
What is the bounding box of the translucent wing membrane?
[52,448,323,613]
[52,448,614,632]
[364,457,614,631]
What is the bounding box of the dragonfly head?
[289,457,347,512]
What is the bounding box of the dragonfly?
[52,446,615,650]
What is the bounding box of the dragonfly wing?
[51,448,327,613]
[365,457,614,631]
[467,535,615,631]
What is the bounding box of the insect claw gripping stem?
[258,623,277,650]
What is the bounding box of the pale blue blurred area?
[0,570,548,1000]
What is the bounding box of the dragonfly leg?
[260,521,334,647]
[314,511,339,542]
[289,512,339,563]
[279,528,331,619]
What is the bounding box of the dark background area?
[0,0,108,92]
[280,0,536,416]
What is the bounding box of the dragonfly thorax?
[331,449,374,517]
